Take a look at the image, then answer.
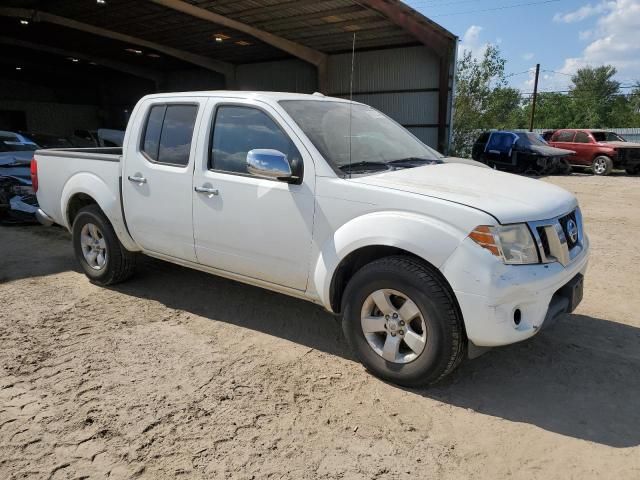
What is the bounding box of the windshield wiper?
[338,161,388,172]
[386,157,440,166]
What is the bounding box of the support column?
[317,59,328,94]
[437,55,450,154]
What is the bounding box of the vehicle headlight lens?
[469,224,539,265]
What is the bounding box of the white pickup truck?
[33,91,589,386]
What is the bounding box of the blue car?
[472,130,575,175]
[0,131,39,223]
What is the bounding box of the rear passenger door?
[123,98,206,261]
[550,130,575,152]
[570,131,595,165]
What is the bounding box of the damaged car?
[472,130,575,175]
[547,129,640,175]
[0,131,39,224]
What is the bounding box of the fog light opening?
[513,309,522,326]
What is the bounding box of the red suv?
[547,129,640,175]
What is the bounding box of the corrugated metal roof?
[2,0,456,67]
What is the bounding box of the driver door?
[192,99,316,290]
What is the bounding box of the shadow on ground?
[3,226,639,448]
[0,225,77,283]
[116,257,640,449]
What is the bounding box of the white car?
[33,91,589,386]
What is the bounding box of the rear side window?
[574,131,591,143]
[210,105,301,175]
[553,130,575,142]
[141,104,198,166]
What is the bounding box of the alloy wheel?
[80,223,108,270]
[360,289,428,364]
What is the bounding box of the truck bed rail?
[35,147,122,162]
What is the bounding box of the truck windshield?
[516,132,548,146]
[591,131,626,142]
[279,100,442,172]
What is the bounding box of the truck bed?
[35,147,124,230]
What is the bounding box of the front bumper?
[441,235,589,347]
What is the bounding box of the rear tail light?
[30,157,38,193]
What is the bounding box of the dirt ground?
[1,173,639,480]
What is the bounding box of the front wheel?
[341,256,465,387]
[72,204,136,285]
[592,156,613,176]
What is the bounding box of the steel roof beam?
[0,36,163,84]
[147,0,329,91]
[147,0,327,68]
[355,0,454,57]
[0,7,236,84]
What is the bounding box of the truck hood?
[352,163,577,224]
[528,145,575,157]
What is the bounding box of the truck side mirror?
[246,149,295,182]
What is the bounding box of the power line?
[522,85,639,94]
[505,69,534,78]
[428,0,562,18]
[542,69,573,77]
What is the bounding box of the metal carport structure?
[0,0,457,152]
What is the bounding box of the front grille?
[536,226,551,257]
[558,211,578,249]
[528,208,584,267]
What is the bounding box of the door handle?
[127,175,147,184]
[194,186,219,195]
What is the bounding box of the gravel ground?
[1,174,639,479]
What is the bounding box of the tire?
[72,204,136,285]
[557,158,572,175]
[592,156,613,176]
[341,256,465,387]
[626,166,640,175]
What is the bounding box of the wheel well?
[329,246,424,313]
[593,153,612,162]
[67,193,98,227]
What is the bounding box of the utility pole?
[529,63,541,132]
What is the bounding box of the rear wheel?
[592,156,613,176]
[72,205,136,285]
[341,256,465,387]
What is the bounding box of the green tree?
[523,92,574,129]
[486,87,528,129]
[451,45,510,156]
[570,65,620,127]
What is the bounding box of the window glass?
[574,131,591,143]
[487,132,516,153]
[591,131,626,142]
[142,105,165,161]
[477,132,491,143]
[211,106,301,175]
[553,130,575,142]
[280,100,441,169]
[516,132,548,146]
[158,105,198,166]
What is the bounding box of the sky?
[404,0,640,93]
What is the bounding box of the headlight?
[469,224,539,265]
